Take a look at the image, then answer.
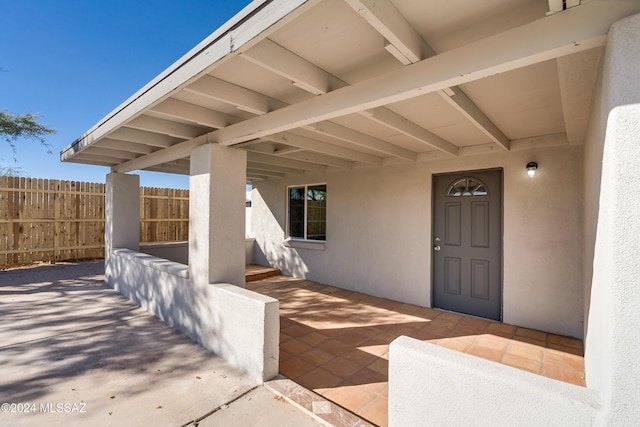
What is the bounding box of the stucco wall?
[388,336,598,426]
[583,12,640,425]
[106,249,279,382]
[252,144,584,338]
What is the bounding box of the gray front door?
[433,170,502,320]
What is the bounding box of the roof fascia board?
[60,0,315,162]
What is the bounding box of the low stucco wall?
[388,336,599,427]
[106,248,279,382]
[139,240,255,265]
[252,144,584,338]
[140,242,189,265]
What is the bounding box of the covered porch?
[246,271,584,427]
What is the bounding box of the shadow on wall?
[251,187,309,278]
[0,261,220,403]
[108,255,226,359]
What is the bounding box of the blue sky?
[1,0,250,189]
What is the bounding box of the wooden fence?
[0,176,189,268]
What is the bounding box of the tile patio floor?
[246,271,585,427]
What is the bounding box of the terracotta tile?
[356,381,389,396]
[300,331,331,347]
[506,342,544,362]
[475,334,510,352]
[544,350,584,372]
[547,342,583,356]
[547,334,583,350]
[279,349,295,362]
[347,367,388,385]
[502,353,542,374]
[413,307,441,320]
[359,397,389,427]
[296,367,343,390]
[281,339,312,355]
[282,324,312,338]
[542,364,585,387]
[383,324,416,337]
[421,322,454,337]
[280,357,315,378]
[316,328,347,338]
[435,311,463,324]
[457,316,490,332]
[396,303,421,314]
[279,332,294,343]
[408,328,444,342]
[299,347,335,366]
[367,358,389,376]
[515,327,548,343]
[466,344,504,362]
[319,338,353,356]
[341,349,379,366]
[486,322,516,337]
[512,335,547,347]
[437,338,471,353]
[447,325,481,340]
[339,331,374,346]
[359,344,390,359]
[322,356,363,379]
[322,384,377,412]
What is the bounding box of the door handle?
[434,245,441,251]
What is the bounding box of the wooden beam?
[345,0,427,63]
[264,132,383,166]
[247,161,305,175]
[346,0,509,150]
[437,87,510,150]
[246,151,327,175]
[306,121,416,161]
[281,151,354,169]
[110,1,634,174]
[107,128,178,148]
[556,48,602,144]
[184,75,272,115]
[362,107,458,156]
[83,147,140,160]
[241,39,331,95]
[125,115,204,140]
[208,2,619,148]
[247,167,286,178]
[95,139,156,155]
[150,98,230,128]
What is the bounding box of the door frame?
[430,168,504,321]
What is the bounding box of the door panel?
[433,170,502,320]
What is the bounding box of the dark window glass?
[288,187,305,238]
[306,185,326,240]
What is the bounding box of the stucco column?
[105,173,140,285]
[585,12,640,425]
[189,144,247,287]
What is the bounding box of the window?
[447,177,488,197]
[288,184,326,241]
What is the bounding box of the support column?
[189,144,247,287]
[586,12,640,425]
[105,173,140,286]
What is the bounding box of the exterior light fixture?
[526,162,538,178]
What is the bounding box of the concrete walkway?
[0,261,322,427]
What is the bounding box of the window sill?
[284,239,326,251]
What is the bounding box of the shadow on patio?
[247,272,585,427]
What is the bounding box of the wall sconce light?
[526,162,538,178]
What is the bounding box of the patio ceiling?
[60,0,640,183]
